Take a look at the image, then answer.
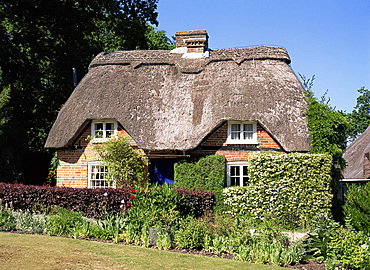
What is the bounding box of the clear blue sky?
[157,0,370,113]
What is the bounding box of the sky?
[157,0,370,113]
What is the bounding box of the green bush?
[125,184,181,232]
[330,225,370,269]
[10,209,46,233]
[343,182,370,235]
[305,214,338,263]
[0,207,16,231]
[174,217,208,250]
[94,136,149,188]
[224,152,333,226]
[174,155,225,211]
[46,207,84,236]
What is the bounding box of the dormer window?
[91,119,117,142]
[227,121,257,144]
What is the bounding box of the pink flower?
[121,199,125,204]
[120,204,124,209]
[103,192,108,197]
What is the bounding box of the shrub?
[343,181,370,235]
[330,225,370,269]
[224,152,333,226]
[124,184,181,232]
[157,229,172,250]
[46,207,83,236]
[174,217,208,250]
[0,207,16,231]
[94,136,149,188]
[9,209,46,233]
[0,183,131,218]
[305,214,338,263]
[175,187,215,218]
[174,155,225,211]
[0,183,214,219]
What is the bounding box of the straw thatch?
[45,46,310,152]
[343,125,370,179]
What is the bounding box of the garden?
[1,181,369,270]
[1,139,370,270]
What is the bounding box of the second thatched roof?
[343,125,370,179]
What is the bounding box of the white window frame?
[226,161,249,187]
[227,121,258,144]
[88,161,115,189]
[91,119,118,143]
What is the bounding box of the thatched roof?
[343,125,370,179]
[45,46,311,152]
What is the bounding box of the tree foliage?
[300,74,348,181]
[347,87,370,142]
[0,0,172,183]
[94,136,149,188]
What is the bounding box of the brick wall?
[196,122,281,161]
[56,121,283,187]
[56,127,136,188]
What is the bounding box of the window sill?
[226,140,259,145]
[90,138,112,144]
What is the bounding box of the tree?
[347,87,370,142]
[300,75,348,177]
[0,0,172,184]
[94,136,149,188]
[300,74,349,220]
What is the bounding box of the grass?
[0,232,286,270]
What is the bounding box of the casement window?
[88,162,115,188]
[91,119,117,142]
[227,121,258,144]
[226,162,249,187]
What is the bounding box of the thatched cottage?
[45,30,311,188]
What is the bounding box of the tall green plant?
[343,182,370,235]
[94,136,148,188]
[125,183,181,231]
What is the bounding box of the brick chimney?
[175,30,208,53]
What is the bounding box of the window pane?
[230,166,239,177]
[243,132,253,140]
[106,123,112,130]
[244,124,253,131]
[231,132,240,140]
[231,124,240,131]
[243,166,248,176]
[231,177,238,186]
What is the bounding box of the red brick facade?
[56,127,136,187]
[56,122,282,187]
[193,122,281,162]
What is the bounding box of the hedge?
[174,155,225,211]
[0,183,214,219]
[223,152,333,226]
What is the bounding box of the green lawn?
[0,232,286,270]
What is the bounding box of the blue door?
[149,158,175,185]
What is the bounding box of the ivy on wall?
[223,152,333,226]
